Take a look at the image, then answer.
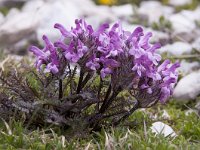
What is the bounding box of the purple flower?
[99,57,120,78]
[139,32,152,50]
[86,57,100,71]
[100,67,112,78]
[54,23,72,38]
[29,46,49,60]
[42,35,59,66]
[44,63,59,74]
[132,63,146,76]
[157,60,180,103]
[30,19,180,105]
[29,35,59,74]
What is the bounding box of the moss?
[0,7,9,15]
[175,0,199,12]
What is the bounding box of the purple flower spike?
[65,52,79,63]
[30,19,179,104]
[29,46,48,60]
[100,67,112,78]
[94,23,109,36]
[140,32,152,50]
[86,58,100,71]
[127,26,143,42]
[158,59,171,72]
[45,63,59,74]
[132,63,146,76]
[54,23,72,37]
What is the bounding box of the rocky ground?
[0,0,200,112]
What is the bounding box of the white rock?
[173,70,200,100]
[192,37,200,52]
[169,13,196,34]
[150,121,176,137]
[178,60,199,75]
[138,1,174,23]
[0,12,4,25]
[147,29,170,44]
[22,0,116,43]
[169,0,191,6]
[34,1,80,43]
[170,8,200,42]
[0,11,39,46]
[159,42,192,56]
[22,0,44,12]
[5,8,20,19]
[22,0,82,43]
[180,9,200,22]
[85,6,116,29]
[111,4,133,18]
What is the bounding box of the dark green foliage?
[175,0,199,12]
[0,61,141,137]
[152,16,172,32]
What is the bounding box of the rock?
[169,13,196,34]
[6,34,36,55]
[0,0,118,49]
[0,10,39,47]
[138,1,174,24]
[21,0,44,12]
[111,4,133,19]
[85,5,116,28]
[178,60,199,75]
[0,12,4,25]
[150,121,176,137]
[149,29,170,45]
[22,0,82,43]
[159,42,192,56]
[169,9,200,42]
[0,0,25,8]
[180,8,200,22]
[5,8,20,19]
[172,31,198,43]
[22,0,116,43]
[173,70,200,100]
[192,37,200,52]
[169,0,191,6]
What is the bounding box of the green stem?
[76,70,84,94]
[59,79,63,99]
[167,54,200,59]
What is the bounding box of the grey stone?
[0,10,39,47]
[169,0,191,6]
[159,42,192,56]
[170,8,200,42]
[138,1,174,24]
[192,37,200,52]
[178,60,200,76]
[111,4,133,19]
[173,70,200,100]
[0,12,4,25]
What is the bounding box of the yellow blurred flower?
[98,0,116,5]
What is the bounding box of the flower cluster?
[29,19,179,104]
